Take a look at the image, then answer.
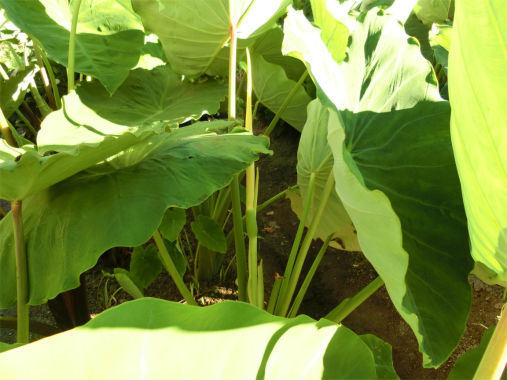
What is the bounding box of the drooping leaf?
[0,122,270,308]
[251,53,311,131]
[289,99,359,251]
[414,0,451,25]
[0,298,382,379]
[132,0,291,76]
[449,0,507,287]
[0,65,226,201]
[159,208,187,242]
[360,334,399,380]
[191,215,227,254]
[283,4,472,366]
[0,65,37,118]
[130,244,163,289]
[448,327,507,380]
[114,268,144,299]
[0,0,145,93]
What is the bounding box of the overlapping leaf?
[283,2,471,366]
[449,0,507,287]
[251,53,311,131]
[132,0,291,76]
[0,298,385,379]
[289,99,359,251]
[0,0,145,93]
[0,121,270,308]
[0,65,226,201]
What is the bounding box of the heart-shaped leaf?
[283,2,472,366]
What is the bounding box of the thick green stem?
[211,187,230,224]
[288,233,333,318]
[0,108,16,147]
[33,43,56,110]
[244,48,260,306]
[153,230,197,306]
[12,200,29,343]
[231,176,247,301]
[473,304,507,380]
[257,260,264,309]
[29,82,52,118]
[67,0,83,93]
[325,277,384,324]
[274,173,316,315]
[264,70,308,137]
[15,110,37,136]
[277,171,334,317]
[227,21,237,120]
[34,41,61,109]
[267,273,283,314]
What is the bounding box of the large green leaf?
[251,52,311,131]
[0,65,226,201]
[0,122,270,308]
[0,298,383,379]
[289,99,359,251]
[283,3,472,366]
[73,65,227,128]
[449,0,507,287]
[132,0,291,76]
[0,0,145,93]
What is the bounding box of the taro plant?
[0,0,506,379]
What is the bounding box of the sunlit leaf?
[449,0,507,287]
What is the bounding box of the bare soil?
[1,123,504,379]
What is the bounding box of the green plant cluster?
[0,0,506,379]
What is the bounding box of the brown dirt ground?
[1,123,505,379]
